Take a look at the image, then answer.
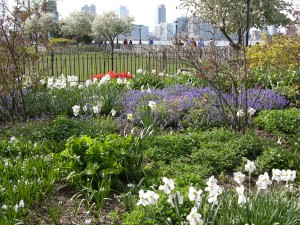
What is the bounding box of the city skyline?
[56,0,186,32]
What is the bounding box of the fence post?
[51,51,54,77]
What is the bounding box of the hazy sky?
[56,0,188,31]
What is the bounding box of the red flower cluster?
[91,71,133,79]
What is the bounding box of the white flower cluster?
[272,169,296,183]
[204,176,223,205]
[236,107,256,117]
[42,75,79,89]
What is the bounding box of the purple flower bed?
[118,84,289,128]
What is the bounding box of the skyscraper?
[155,4,166,25]
[81,4,96,14]
[119,5,129,19]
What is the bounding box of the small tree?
[60,11,95,44]
[0,0,50,122]
[92,10,134,71]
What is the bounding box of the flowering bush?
[118,84,289,129]
[91,71,133,80]
[124,161,299,225]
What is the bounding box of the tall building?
[155,4,166,25]
[119,5,129,19]
[81,4,96,14]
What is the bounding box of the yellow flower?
[127,113,133,121]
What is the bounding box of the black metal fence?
[28,45,231,81]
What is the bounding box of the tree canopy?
[180,0,291,48]
[60,11,95,43]
[92,10,134,49]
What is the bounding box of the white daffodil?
[111,109,116,117]
[158,177,175,194]
[116,78,123,84]
[188,187,203,204]
[137,190,149,206]
[186,207,204,225]
[145,190,159,205]
[237,109,244,117]
[286,170,296,182]
[72,105,80,117]
[151,69,156,74]
[14,204,19,212]
[92,105,100,114]
[272,169,282,182]
[19,200,24,208]
[247,107,256,116]
[167,191,183,207]
[2,205,7,210]
[233,172,246,185]
[83,105,88,113]
[148,101,157,111]
[236,185,247,206]
[136,68,144,74]
[245,160,256,173]
[256,172,272,190]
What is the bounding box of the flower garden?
[0,38,300,225]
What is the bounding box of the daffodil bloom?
[92,106,100,114]
[256,172,272,190]
[187,207,204,225]
[167,191,183,207]
[188,187,202,204]
[245,160,256,173]
[159,177,175,194]
[111,109,116,117]
[127,113,133,121]
[72,105,80,117]
[233,172,246,185]
[148,101,156,110]
[272,169,282,182]
[137,190,149,206]
[236,185,247,206]
[151,69,156,74]
[237,109,244,117]
[247,107,256,116]
[145,190,159,205]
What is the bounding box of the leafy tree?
[180,0,291,49]
[92,10,134,70]
[25,12,57,52]
[60,11,95,44]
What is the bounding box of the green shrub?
[254,108,300,137]
[49,38,76,46]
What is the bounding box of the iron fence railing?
[27,45,232,81]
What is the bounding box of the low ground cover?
[0,55,299,224]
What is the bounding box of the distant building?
[119,5,129,19]
[81,4,96,14]
[154,23,173,41]
[130,25,149,40]
[262,25,278,36]
[187,14,233,41]
[155,4,166,25]
[173,17,189,36]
